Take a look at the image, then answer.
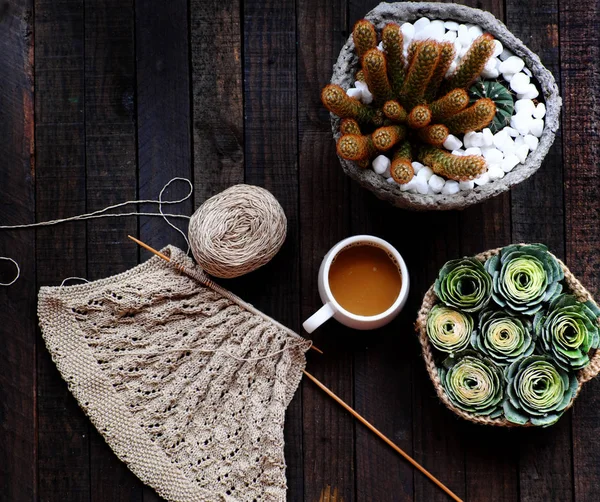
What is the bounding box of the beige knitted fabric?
[37,246,310,502]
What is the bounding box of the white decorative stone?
[481,66,500,79]
[464,147,482,156]
[523,67,533,77]
[493,129,509,149]
[414,176,430,195]
[361,89,373,104]
[533,103,546,119]
[510,113,533,136]
[514,135,526,147]
[474,173,491,186]
[516,144,530,163]
[501,153,520,172]
[458,24,471,46]
[429,174,446,193]
[377,41,384,51]
[482,147,504,164]
[482,128,494,146]
[444,20,460,31]
[445,61,458,78]
[510,72,531,94]
[411,161,424,174]
[442,30,458,43]
[413,17,431,33]
[401,22,415,40]
[417,165,434,181]
[499,55,524,74]
[372,155,391,175]
[488,164,505,180]
[499,48,515,61]
[504,73,515,83]
[346,88,362,99]
[387,177,396,184]
[514,98,535,115]
[530,118,544,137]
[468,25,483,40]
[524,134,539,151]
[400,179,416,192]
[383,165,391,178]
[504,126,520,138]
[443,134,462,151]
[442,180,460,195]
[499,135,516,154]
[517,84,539,100]
[459,46,469,59]
[452,149,466,156]
[459,180,475,191]
[464,131,485,148]
[493,40,503,57]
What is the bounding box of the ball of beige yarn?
[188,184,287,279]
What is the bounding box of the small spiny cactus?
[419,124,450,146]
[362,49,394,103]
[352,20,378,57]
[430,89,470,122]
[407,105,432,129]
[391,141,415,184]
[372,125,406,151]
[382,23,406,95]
[336,134,376,162]
[321,84,383,125]
[445,34,496,90]
[419,145,487,181]
[383,100,407,122]
[442,98,496,135]
[340,118,362,135]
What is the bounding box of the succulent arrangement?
[425,244,600,426]
[322,19,505,185]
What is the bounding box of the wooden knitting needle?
[128,235,462,501]
[127,235,323,355]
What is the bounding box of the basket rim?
[415,245,600,427]
[330,1,562,211]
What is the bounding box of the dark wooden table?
[1,0,599,500]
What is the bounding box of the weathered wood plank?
[84,0,144,499]
[560,0,600,501]
[34,0,91,500]
[297,0,355,500]
[242,1,303,499]
[506,1,573,500]
[190,0,244,201]
[0,0,36,500]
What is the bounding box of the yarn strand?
[0,178,193,286]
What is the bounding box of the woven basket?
[415,247,600,427]
[329,2,562,211]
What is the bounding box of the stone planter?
[330,2,561,211]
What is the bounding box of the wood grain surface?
[1,0,599,501]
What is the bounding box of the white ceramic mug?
[302,235,410,333]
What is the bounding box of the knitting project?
[37,246,311,502]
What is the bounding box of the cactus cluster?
[322,19,500,184]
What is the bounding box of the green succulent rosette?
[472,308,535,366]
[434,257,492,313]
[439,351,504,417]
[503,355,578,426]
[534,294,600,371]
[427,304,474,355]
[485,244,564,315]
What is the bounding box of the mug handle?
[303,302,335,334]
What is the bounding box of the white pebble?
[474,173,491,186]
[442,180,460,195]
[417,165,434,181]
[386,177,396,184]
[431,20,446,34]
[524,134,539,151]
[504,73,515,83]
[482,128,494,147]
[445,61,458,78]
[499,135,516,154]
[400,179,416,192]
[482,147,504,164]
[464,147,482,156]
[414,17,431,33]
[443,134,462,151]
[510,113,533,136]
[361,89,373,104]
[493,40,503,57]
[383,166,391,178]
[442,30,457,43]
[515,135,526,147]
[530,118,544,137]
[429,174,446,193]
[516,144,530,163]
[452,149,466,156]
[493,130,509,149]
[464,131,485,148]
[514,99,535,115]
[346,88,362,99]
[499,48,515,61]
[504,126,520,138]
[517,84,539,100]
[481,59,500,79]
[501,153,520,172]
[459,46,469,59]
[414,176,430,195]
[372,155,391,175]
[468,25,483,41]
[401,23,415,45]
[488,164,505,180]
[533,103,546,119]
[459,180,475,191]
[458,24,471,46]
[499,55,525,75]
[510,72,531,94]
[444,20,460,31]
[523,67,532,77]
[377,41,384,51]
[411,161,424,174]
